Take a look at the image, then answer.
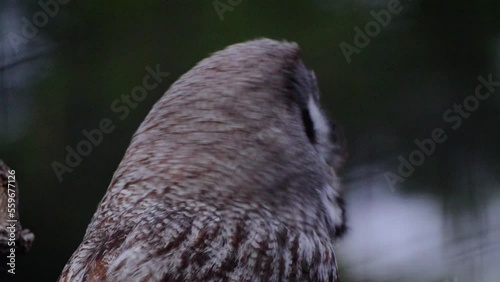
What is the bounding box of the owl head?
[110,38,347,238]
[60,38,347,282]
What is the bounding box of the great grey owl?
[59,38,346,282]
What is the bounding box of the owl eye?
[301,108,317,145]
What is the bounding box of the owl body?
[59,39,346,282]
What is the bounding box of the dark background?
[1,0,499,281]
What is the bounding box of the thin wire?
[0,42,57,71]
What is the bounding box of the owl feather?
[59,38,346,282]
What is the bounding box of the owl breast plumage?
[59,38,346,282]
